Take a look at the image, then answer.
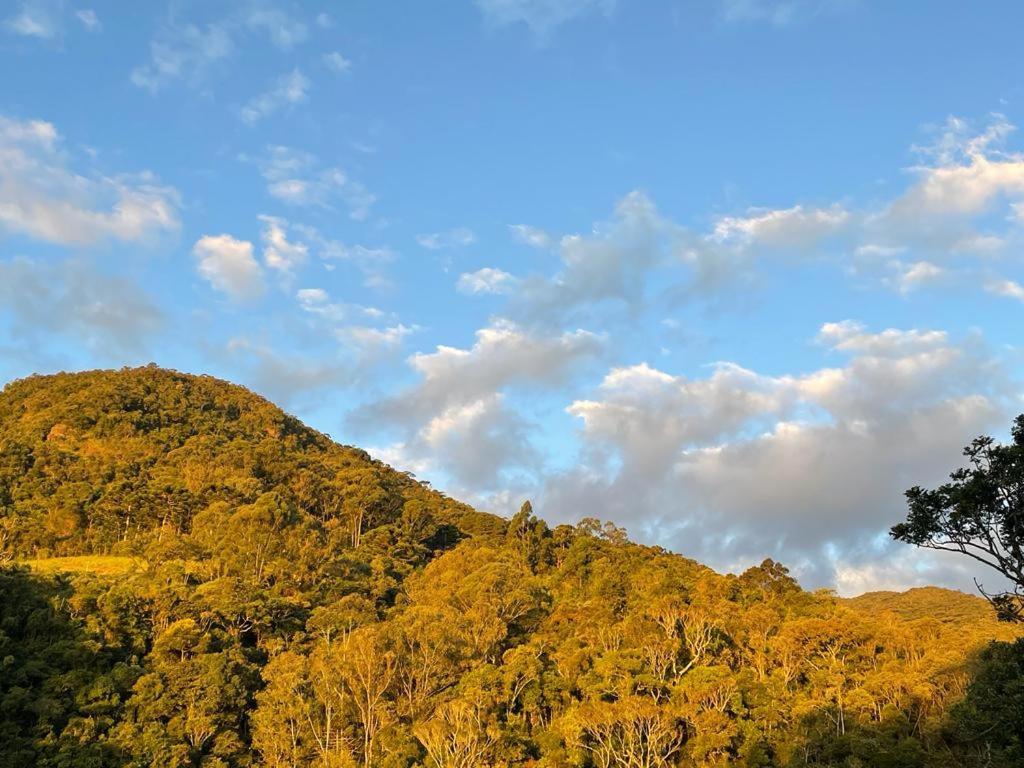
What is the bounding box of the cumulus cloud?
[0,257,163,357]
[246,145,376,220]
[476,0,615,37]
[241,69,309,124]
[457,267,519,295]
[543,321,1009,589]
[507,190,679,323]
[192,234,265,300]
[416,227,475,250]
[868,115,1024,254]
[0,115,179,245]
[985,277,1024,302]
[351,321,603,488]
[710,204,850,248]
[885,260,946,294]
[700,114,1024,299]
[258,214,307,276]
[479,194,850,324]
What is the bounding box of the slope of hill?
[0,367,1021,768]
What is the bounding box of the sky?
[2,0,1024,595]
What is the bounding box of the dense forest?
[1,367,1022,767]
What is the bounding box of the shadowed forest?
[1,367,1022,767]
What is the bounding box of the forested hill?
[1,367,1023,767]
[845,587,998,626]
[0,365,502,558]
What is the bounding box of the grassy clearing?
[20,555,144,576]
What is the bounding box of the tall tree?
[891,415,1024,620]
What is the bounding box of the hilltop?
[845,586,998,626]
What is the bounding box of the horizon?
[3,0,1024,597]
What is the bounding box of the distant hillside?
[0,366,502,559]
[845,586,997,625]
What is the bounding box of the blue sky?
[3,0,1024,594]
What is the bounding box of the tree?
[324,625,398,767]
[891,415,1024,620]
[414,698,498,768]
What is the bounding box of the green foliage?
[0,367,1022,766]
[891,415,1024,621]
[944,638,1024,767]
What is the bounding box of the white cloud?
[868,114,1024,255]
[710,204,850,247]
[292,223,395,288]
[476,0,615,37]
[509,223,553,248]
[816,320,948,356]
[4,1,60,38]
[513,189,676,323]
[192,234,265,300]
[0,115,179,245]
[294,287,415,363]
[403,322,602,414]
[694,115,1024,300]
[338,323,417,350]
[457,267,518,295]
[296,286,385,325]
[544,321,1008,588]
[132,7,309,91]
[323,51,352,74]
[985,278,1024,302]
[886,260,946,294]
[75,8,99,31]
[351,321,603,487]
[131,21,233,91]
[416,227,475,250]
[495,193,851,325]
[258,215,307,275]
[241,69,310,124]
[247,145,376,220]
[245,8,307,49]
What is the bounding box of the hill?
[845,586,998,626]
[1,367,1022,768]
[0,365,502,560]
